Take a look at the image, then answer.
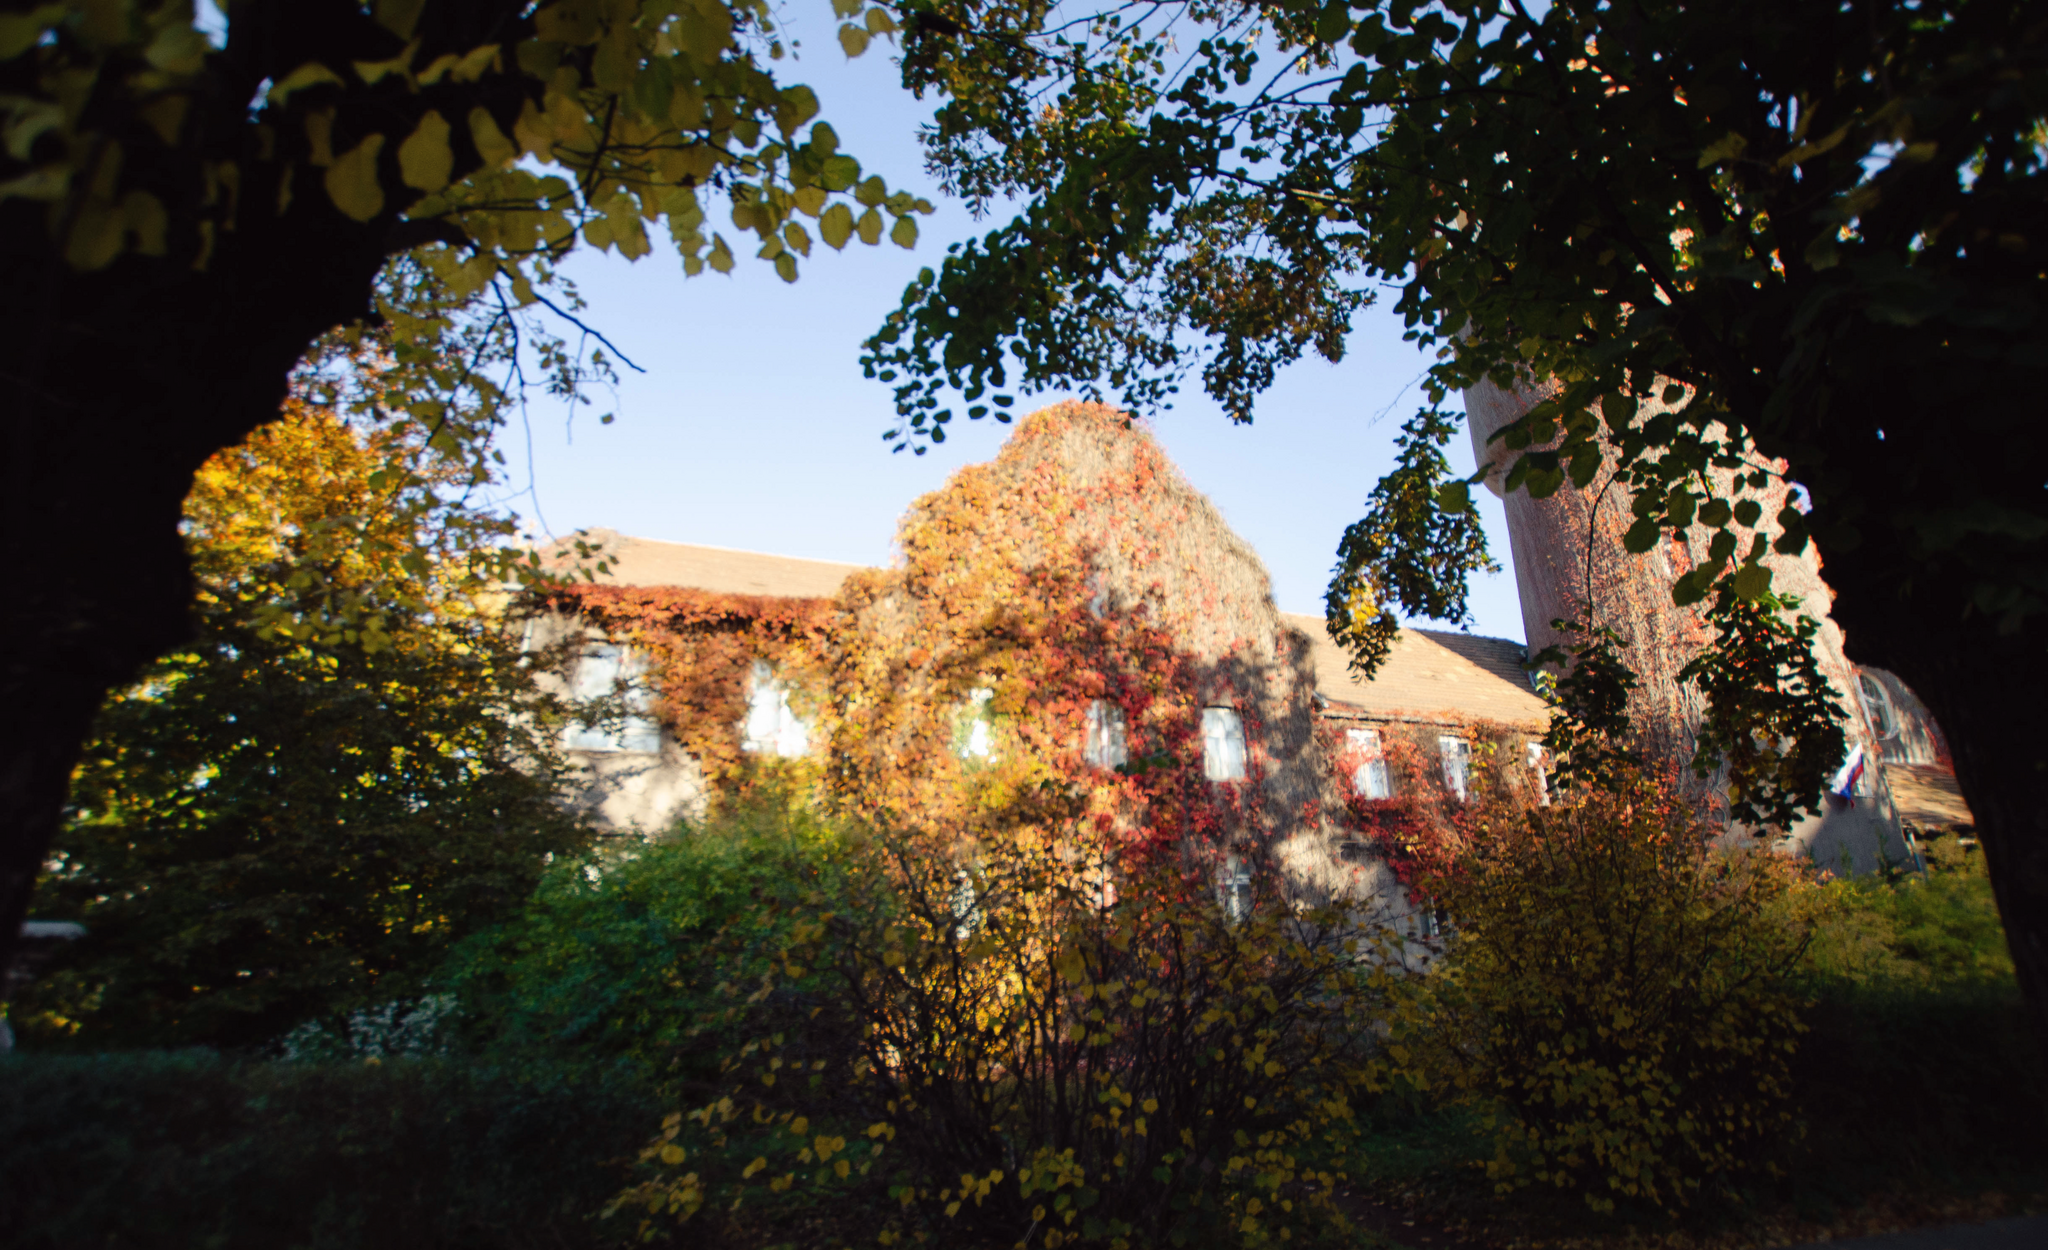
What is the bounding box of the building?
[1463,375,1965,872]
[532,403,1552,926]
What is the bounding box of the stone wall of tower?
[1464,376,1910,872]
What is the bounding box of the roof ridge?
[604,533,875,569]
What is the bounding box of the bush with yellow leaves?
[616,823,1397,1248]
[1394,768,1816,1213]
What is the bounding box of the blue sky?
[507,11,1528,641]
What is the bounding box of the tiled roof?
[1884,763,1976,829]
[1279,612,1549,730]
[551,530,868,599]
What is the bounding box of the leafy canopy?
[22,359,592,1050]
[0,0,934,478]
[856,0,2046,820]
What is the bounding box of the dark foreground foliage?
[0,1049,662,1250]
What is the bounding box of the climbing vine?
[540,584,831,787]
[821,404,1308,874]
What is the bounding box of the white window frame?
[955,687,996,761]
[564,643,662,754]
[1201,707,1248,781]
[1220,854,1253,924]
[740,660,810,758]
[1346,727,1392,800]
[1525,741,1550,806]
[1438,735,1471,802]
[1858,673,1898,741]
[1083,699,1129,770]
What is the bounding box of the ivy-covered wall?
[542,403,1550,911]
[819,402,1352,897]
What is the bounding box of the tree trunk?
[0,216,391,996]
[1841,609,2048,1065]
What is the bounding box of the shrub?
[441,783,859,1095]
[1802,832,2015,987]
[620,823,1392,1248]
[0,1049,657,1250]
[1397,769,1815,1213]
[1788,833,2043,1192]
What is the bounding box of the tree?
[855,0,2048,1053]
[16,355,592,1050]
[0,0,929,979]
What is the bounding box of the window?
[564,644,662,754]
[955,687,996,760]
[1526,741,1550,806]
[1438,735,1471,801]
[1858,673,1898,740]
[1201,707,1247,781]
[1084,699,1129,769]
[1346,727,1392,799]
[950,869,985,940]
[1220,855,1253,924]
[741,660,810,757]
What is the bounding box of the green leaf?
[1435,481,1470,513]
[1315,2,1351,44]
[856,208,882,246]
[399,111,453,192]
[889,214,917,249]
[1732,499,1762,527]
[820,155,860,192]
[1623,518,1661,554]
[1568,442,1602,489]
[325,134,387,222]
[819,203,855,249]
[1672,569,1710,607]
[839,24,871,57]
[1698,499,1732,528]
[1600,392,1637,430]
[854,176,887,208]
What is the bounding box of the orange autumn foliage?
[548,403,1349,884]
[538,584,832,787]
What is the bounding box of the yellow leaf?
[305,111,335,167]
[469,108,517,170]
[64,200,124,270]
[838,23,870,57]
[534,0,604,44]
[123,189,167,255]
[452,43,501,82]
[138,94,190,146]
[269,62,345,107]
[145,24,209,74]
[658,1142,686,1165]
[398,111,452,192]
[325,134,386,221]
[0,6,67,61]
[515,100,555,163]
[373,0,427,40]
